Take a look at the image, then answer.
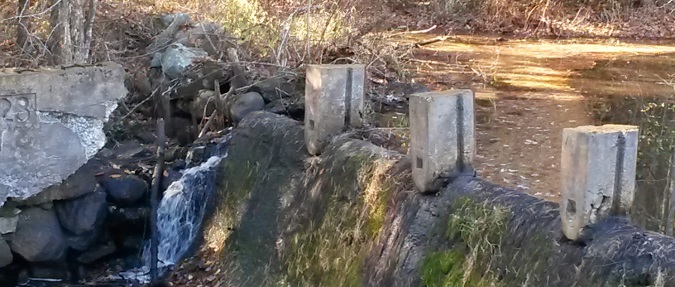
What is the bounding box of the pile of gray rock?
[128,13,306,145]
[0,63,148,283]
[0,11,310,285]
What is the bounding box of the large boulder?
[248,75,302,103]
[230,92,265,123]
[55,187,108,235]
[0,235,12,267]
[0,204,20,234]
[160,43,209,80]
[18,159,100,206]
[99,173,148,207]
[6,207,67,262]
[0,63,127,206]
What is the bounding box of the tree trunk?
[49,0,73,65]
[16,0,31,50]
[664,148,675,236]
[49,0,97,65]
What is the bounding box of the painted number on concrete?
[0,94,37,152]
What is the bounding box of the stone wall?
[205,111,675,286]
[0,63,156,283]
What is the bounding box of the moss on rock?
[284,140,400,287]
[421,197,509,287]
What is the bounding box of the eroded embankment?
[198,111,675,287]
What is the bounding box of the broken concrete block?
[304,64,365,155]
[0,62,127,206]
[560,124,639,241]
[409,90,475,193]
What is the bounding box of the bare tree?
[16,0,31,51]
[48,0,98,65]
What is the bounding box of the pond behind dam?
[377,34,675,232]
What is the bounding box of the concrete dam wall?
[202,111,675,287]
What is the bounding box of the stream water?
[114,135,231,284]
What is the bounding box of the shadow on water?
[573,52,675,234]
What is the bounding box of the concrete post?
[409,90,475,194]
[304,64,365,155]
[560,124,639,241]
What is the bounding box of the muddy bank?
[195,111,675,286]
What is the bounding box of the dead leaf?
[110,174,122,179]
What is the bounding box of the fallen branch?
[413,36,449,47]
[392,25,438,36]
[413,36,450,48]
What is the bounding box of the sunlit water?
[380,35,675,232]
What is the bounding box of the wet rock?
[0,235,13,267]
[77,241,116,264]
[99,173,148,206]
[55,187,108,235]
[231,92,265,123]
[6,207,67,262]
[0,63,127,206]
[15,156,101,206]
[161,168,183,192]
[186,146,207,166]
[160,43,209,80]
[107,206,149,230]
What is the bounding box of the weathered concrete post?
[304,64,365,155]
[560,124,639,241]
[409,90,475,194]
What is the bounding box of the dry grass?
[388,0,675,39]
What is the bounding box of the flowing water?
[115,135,231,284]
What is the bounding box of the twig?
[391,25,438,36]
[413,36,449,47]
[149,118,166,284]
[198,85,234,139]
